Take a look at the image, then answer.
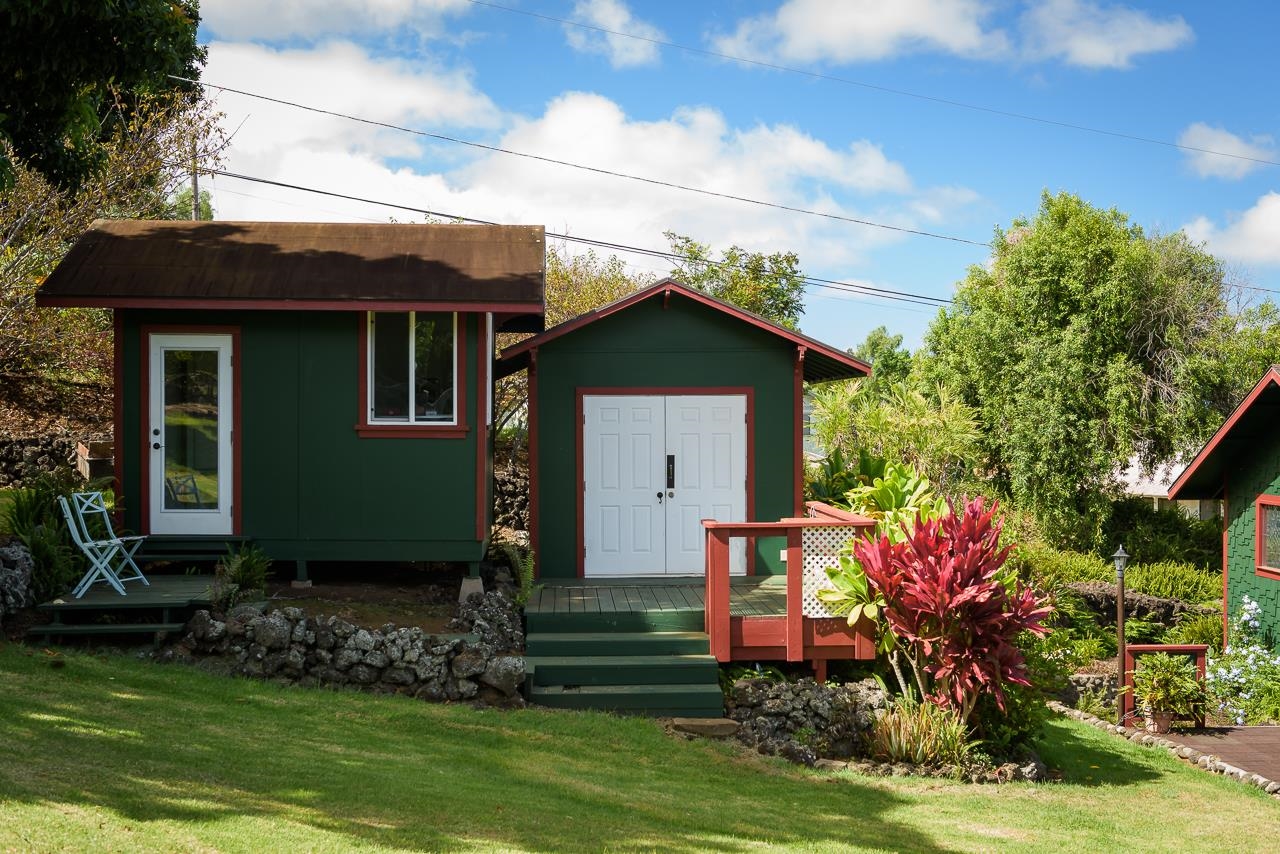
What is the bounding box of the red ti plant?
[854,496,1052,725]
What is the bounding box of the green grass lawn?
[0,643,1275,853]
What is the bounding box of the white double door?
[584,394,746,577]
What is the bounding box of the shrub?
[211,542,272,610]
[855,497,1052,724]
[1009,543,1110,590]
[1165,611,1224,652]
[1128,652,1205,719]
[1126,561,1220,604]
[1074,686,1114,720]
[1101,497,1221,571]
[805,447,885,504]
[0,469,91,601]
[1207,595,1280,725]
[498,540,539,607]
[869,696,973,767]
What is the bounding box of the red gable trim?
[1167,365,1280,501]
[499,279,871,376]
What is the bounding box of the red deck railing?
[702,502,877,678]
[1120,643,1210,729]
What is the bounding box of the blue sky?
[197,1,1279,352]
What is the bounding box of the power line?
[176,75,989,248]
[208,168,951,307]
[464,0,1280,170]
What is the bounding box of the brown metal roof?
[36,220,545,314]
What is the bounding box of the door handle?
[666,454,675,489]
[656,492,663,504]
[152,442,162,450]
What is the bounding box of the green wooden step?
[525,609,704,634]
[525,631,710,657]
[529,683,725,716]
[525,654,719,686]
[28,622,186,639]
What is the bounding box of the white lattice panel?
[801,525,857,618]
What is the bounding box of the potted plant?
[1128,652,1205,733]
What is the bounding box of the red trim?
[476,316,489,543]
[38,295,540,313]
[355,312,469,439]
[786,526,803,660]
[794,346,805,516]
[500,279,871,376]
[139,325,243,536]
[1169,366,1280,500]
[112,312,124,517]
[1254,493,1280,581]
[573,387,756,578]
[528,351,540,580]
[1121,644,1209,728]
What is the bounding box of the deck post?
[785,526,803,662]
[705,526,732,661]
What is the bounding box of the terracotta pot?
[1145,710,1174,734]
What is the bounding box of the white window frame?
[367,311,458,426]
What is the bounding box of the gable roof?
[497,279,871,383]
[36,220,545,321]
[1167,365,1280,500]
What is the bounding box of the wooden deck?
[39,573,214,612]
[527,576,787,618]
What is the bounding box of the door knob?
[667,491,674,498]
[152,442,162,450]
[656,492,663,504]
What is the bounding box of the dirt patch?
[263,572,463,634]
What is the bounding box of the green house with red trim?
[1169,366,1280,647]
[36,220,545,573]
[498,279,869,580]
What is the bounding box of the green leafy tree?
[665,231,805,328]
[852,325,912,393]
[164,186,214,221]
[915,190,1235,549]
[0,1,205,189]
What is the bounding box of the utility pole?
[190,141,199,220]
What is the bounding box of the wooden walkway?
[1173,726,1280,783]
[527,576,787,618]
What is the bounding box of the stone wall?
[179,591,526,707]
[725,676,888,765]
[0,434,81,487]
[0,543,34,624]
[493,465,529,532]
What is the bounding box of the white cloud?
[564,0,665,68]
[1019,0,1192,69]
[204,40,499,173]
[200,0,469,41]
[1183,194,1280,266]
[1177,123,1274,180]
[711,0,1008,64]
[207,57,976,277]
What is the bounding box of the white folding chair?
[59,492,149,598]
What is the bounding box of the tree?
[0,1,205,189]
[852,325,912,396]
[1,95,226,382]
[915,190,1236,549]
[665,231,805,328]
[165,186,215,221]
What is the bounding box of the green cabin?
[1169,365,1280,647]
[498,279,869,580]
[37,220,545,572]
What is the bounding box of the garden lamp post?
[1113,544,1130,726]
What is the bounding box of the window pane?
[414,313,453,422]
[372,312,410,420]
[1265,504,1280,568]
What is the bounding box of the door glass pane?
[163,349,219,511]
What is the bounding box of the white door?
[148,334,234,535]
[583,395,746,577]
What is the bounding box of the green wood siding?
[119,310,489,563]
[1224,429,1280,647]
[533,298,798,579]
